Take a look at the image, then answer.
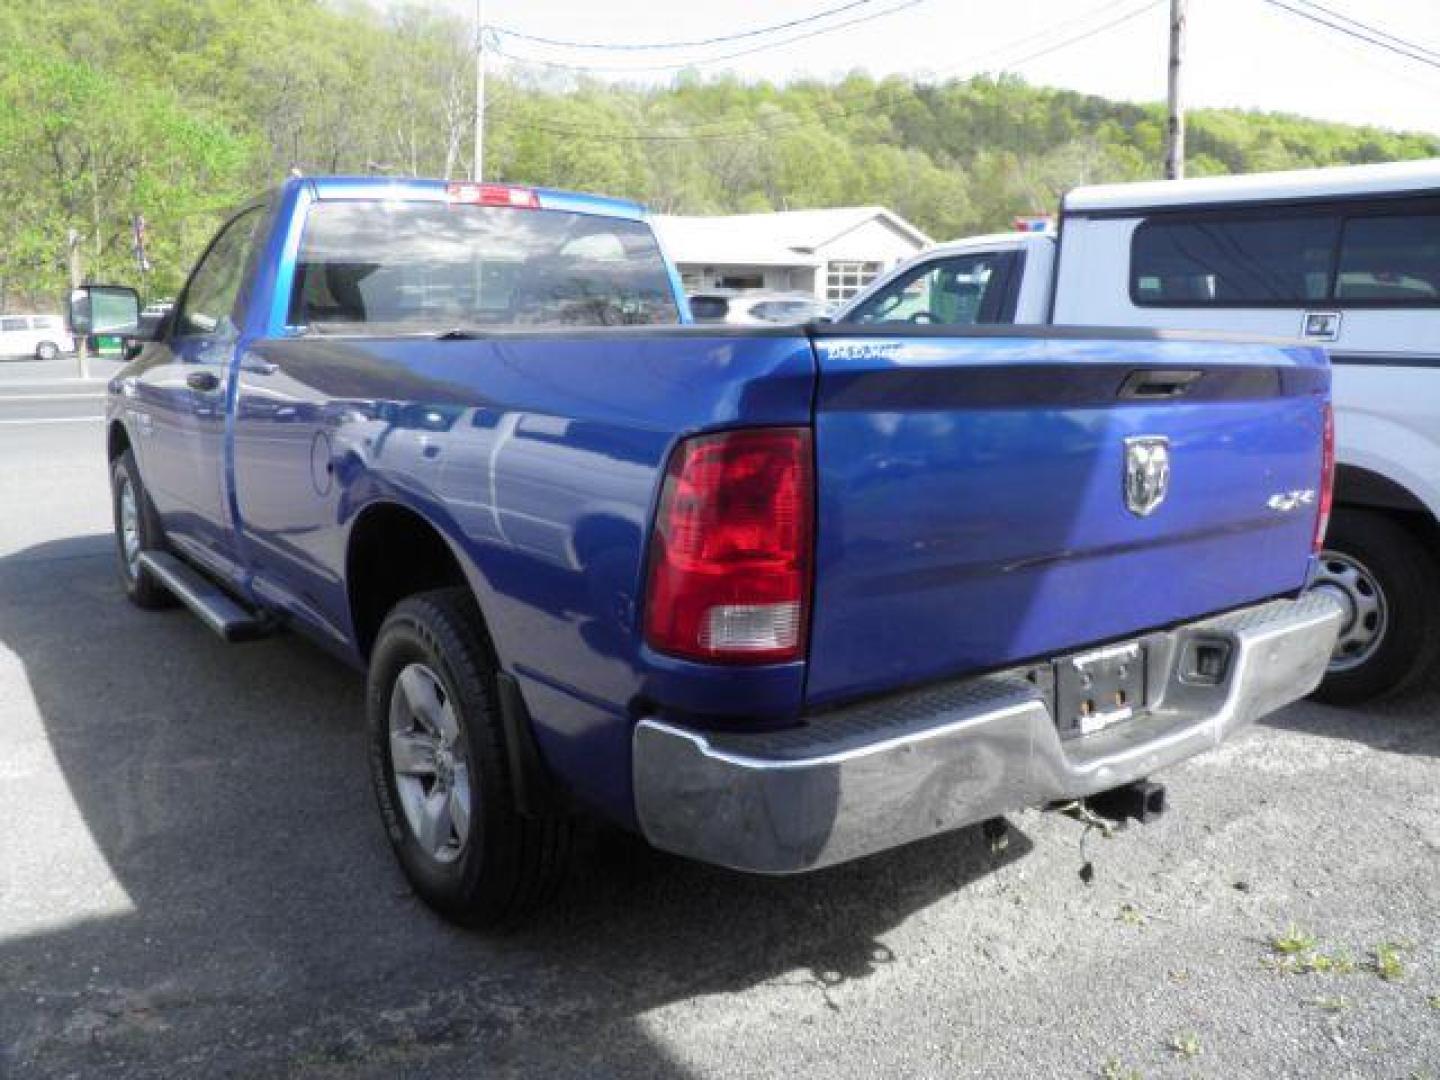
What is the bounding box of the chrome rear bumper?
[633,593,1343,874]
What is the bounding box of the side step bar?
[137,551,272,643]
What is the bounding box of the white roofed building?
[653,207,931,302]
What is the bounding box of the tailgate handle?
[1119,369,1202,400]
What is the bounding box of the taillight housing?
[644,427,813,664]
[1314,401,1335,553]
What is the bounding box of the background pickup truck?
[77,176,1342,926]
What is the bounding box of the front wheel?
[367,588,571,927]
[1310,508,1440,705]
[110,449,174,609]
[34,340,59,362]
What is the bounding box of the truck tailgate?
[805,328,1329,706]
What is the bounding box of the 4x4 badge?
[1124,436,1171,517]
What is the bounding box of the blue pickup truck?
[75,177,1344,926]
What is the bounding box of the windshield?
[288,200,681,331]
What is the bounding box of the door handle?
[1118,369,1202,400]
[186,371,221,392]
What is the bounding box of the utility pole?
[473,0,485,182]
[1165,0,1186,180]
[67,228,87,379]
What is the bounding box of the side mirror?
[67,285,140,337]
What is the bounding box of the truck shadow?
[0,534,1031,1079]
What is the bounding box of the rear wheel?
[34,340,59,362]
[110,449,174,610]
[1310,508,1440,704]
[367,588,571,927]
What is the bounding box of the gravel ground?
[1,422,1437,1080]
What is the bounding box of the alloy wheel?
[118,476,141,580]
[387,662,472,863]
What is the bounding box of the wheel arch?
[1335,463,1431,516]
[107,418,132,462]
[345,500,490,663]
[1333,463,1440,551]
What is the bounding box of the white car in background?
[687,290,832,325]
[0,313,75,360]
[838,158,1440,705]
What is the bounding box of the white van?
[0,313,75,360]
[838,159,1440,704]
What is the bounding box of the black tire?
[1311,508,1440,705]
[110,449,175,610]
[35,340,59,362]
[367,588,571,927]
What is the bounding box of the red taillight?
[445,182,540,209]
[644,428,813,664]
[1314,402,1335,553]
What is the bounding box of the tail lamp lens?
[1314,402,1335,553]
[644,427,813,664]
[445,182,540,208]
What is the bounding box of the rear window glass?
[1335,214,1440,301]
[1132,215,1338,305]
[289,200,680,330]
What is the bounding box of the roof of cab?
[297,176,650,221]
[1065,157,1440,215]
[917,231,1054,256]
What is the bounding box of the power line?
[994,0,1161,72]
[490,0,927,75]
[489,0,887,51]
[1258,0,1440,71]
[1288,0,1440,64]
[1262,0,1440,98]
[490,0,1159,144]
[497,0,1155,143]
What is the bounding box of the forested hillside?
[2,0,1436,305]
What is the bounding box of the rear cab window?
[288,200,681,331]
[1131,200,1440,308]
[687,296,730,322]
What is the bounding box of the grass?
[1266,925,1357,976]
[1372,942,1405,982]
[1307,995,1351,1012]
[1117,903,1147,927]
[1099,1059,1142,1080]
[1168,1031,1201,1059]
[1272,925,1318,955]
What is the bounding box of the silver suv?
[687,291,832,325]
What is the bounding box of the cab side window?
[175,209,263,338]
[845,253,1014,327]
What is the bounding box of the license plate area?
[1054,641,1147,738]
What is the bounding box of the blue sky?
[418,0,1440,136]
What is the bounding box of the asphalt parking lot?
[2,403,1437,1079]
